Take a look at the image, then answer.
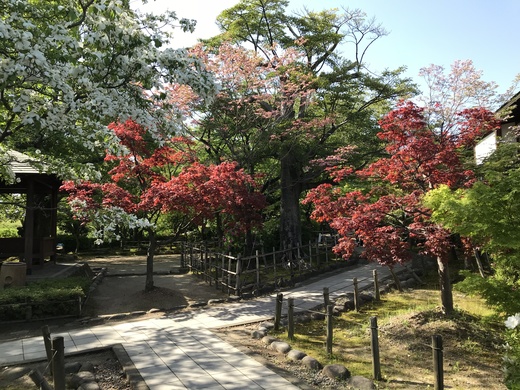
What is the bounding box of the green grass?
[270,276,504,388]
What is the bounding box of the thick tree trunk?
[280,153,302,251]
[145,228,156,292]
[437,256,453,315]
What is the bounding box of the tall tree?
[0,0,214,182]
[304,100,499,314]
[188,0,414,250]
[63,119,265,290]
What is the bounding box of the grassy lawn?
[270,276,505,389]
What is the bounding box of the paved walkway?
[0,262,405,389]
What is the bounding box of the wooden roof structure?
[0,150,61,273]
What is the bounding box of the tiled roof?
[4,150,46,174]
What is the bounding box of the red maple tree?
[62,119,265,291]
[304,100,499,313]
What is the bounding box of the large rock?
[261,335,278,345]
[322,364,351,380]
[270,341,291,354]
[286,349,306,361]
[301,356,323,371]
[251,329,267,339]
[348,375,376,390]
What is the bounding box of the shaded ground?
[81,254,230,316]
[0,254,230,342]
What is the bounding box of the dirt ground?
[80,254,231,316]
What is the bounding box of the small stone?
[348,375,376,390]
[259,321,275,329]
[64,361,82,374]
[270,341,291,354]
[76,371,96,382]
[251,329,266,339]
[322,364,351,380]
[78,382,100,390]
[301,356,322,371]
[79,361,95,372]
[66,373,85,388]
[287,349,306,361]
[261,335,278,345]
[208,299,225,305]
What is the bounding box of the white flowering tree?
[0,0,215,182]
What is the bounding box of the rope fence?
[274,292,445,388]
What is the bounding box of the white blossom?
[505,314,520,330]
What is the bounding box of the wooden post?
[433,334,444,390]
[227,255,232,295]
[370,316,382,380]
[256,250,260,295]
[215,254,219,290]
[353,277,360,312]
[28,369,52,390]
[274,293,283,331]
[324,239,329,266]
[180,241,185,268]
[373,269,380,301]
[41,325,53,375]
[273,247,277,286]
[308,240,312,268]
[235,255,241,296]
[52,336,65,390]
[316,239,320,268]
[389,266,403,292]
[288,297,294,340]
[326,304,333,356]
[323,287,330,308]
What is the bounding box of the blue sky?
[137,0,519,95]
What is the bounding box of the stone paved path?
[0,262,404,389]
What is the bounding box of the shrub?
[0,276,90,321]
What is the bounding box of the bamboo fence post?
[51,336,65,390]
[235,255,242,296]
[433,334,444,390]
[41,325,53,375]
[323,287,330,308]
[370,316,382,380]
[308,240,312,268]
[326,304,333,356]
[273,247,277,286]
[288,297,295,340]
[274,293,283,331]
[227,255,232,295]
[316,239,321,268]
[353,277,360,311]
[28,369,52,390]
[256,250,260,295]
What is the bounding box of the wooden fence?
[182,239,344,297]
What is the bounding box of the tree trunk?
[437,256,453,315]
[145,228,156,292]
[279,152,302,251]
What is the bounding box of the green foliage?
[0,276,89,320]
[504,314,520,389]
[456,271,520,314]
[0,221,20,238]
[425,143,520,315]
